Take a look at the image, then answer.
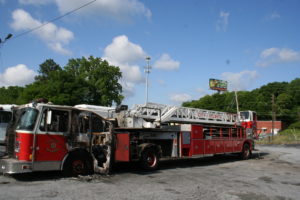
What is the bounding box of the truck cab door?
[34,108,69,162]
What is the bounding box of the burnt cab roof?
[0,104,16,111]
[27,103,110,120]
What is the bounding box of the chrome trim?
[33,131,65,136]
[15,130,34,134]
[0,159,62,174]
[60,153,69,171]
[32,161,61,171]
[0,159,32,174]
[15,130,66,136]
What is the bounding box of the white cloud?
[120,81,135,98]
[104,35,146,65]
[260,47,278,58]
[269,12,280,20]
[48,42,72,55]
[10,9,74,55]
[196,88,205,93]
[153,54,180,71]
[221,70,259,91]
[19,0,51,5]
[216,11,230,32]
[18,0,151,22]
[103,36,181,99]
[10,9,40,30]
[195,88,207,98]
[157,79,166,86]
[265,11,280,21]
[0,64,36,87]
[103,35,147,97]
[256,47,300,67]
[170,93,192,104]
[54,0,151,21]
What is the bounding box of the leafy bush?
[287,121,300,129]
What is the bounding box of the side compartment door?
[191,125,204,155]
[115,133,130,162]
[215,140,224,153]
[204,140,215,154]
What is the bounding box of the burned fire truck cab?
[0,103,113,175]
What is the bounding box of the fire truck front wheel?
[240,143,251,160]
[62,153,93,177]
[140,148,160,171]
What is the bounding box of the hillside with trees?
[0,56,123,106]
[1,57,299,127]
[183,78,300,126]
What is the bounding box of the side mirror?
[47,110,52,125]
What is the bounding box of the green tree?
[20,56,123,106]
[277,93,293,111]
[64,56,123,106]
[182,79,300,126]
[0,86,24,104]
[35,59,61,81]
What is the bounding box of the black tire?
[140,148,159,171]
[240,143,251,160]
[63,154,93,177]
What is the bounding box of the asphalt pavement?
[0,144,300,200]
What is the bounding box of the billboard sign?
[209,79,228,91]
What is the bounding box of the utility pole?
[144,56,151,105]
[235,91,239,115]
[271,94,276,142]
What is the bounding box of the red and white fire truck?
[0,102,255,176]
[239,110,258,138]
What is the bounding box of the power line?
[10,0,97,41]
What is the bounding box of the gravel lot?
[1,145,300,200]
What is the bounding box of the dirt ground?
[0,145,300,200]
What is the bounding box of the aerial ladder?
[77,103,240,128]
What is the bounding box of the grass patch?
[257,128,300,145]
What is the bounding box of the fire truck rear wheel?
[240,143,251,160]
[140,148,159,171]
[63,154,93,177]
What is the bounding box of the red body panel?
[180,125,248,157]
[115,133,130,162]
[34,134,68,161]
[233,141,243,152]
[15,132,33,161]
[16,132,68,162]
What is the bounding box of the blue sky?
[0,0,300,107]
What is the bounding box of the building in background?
[257,121,282,136]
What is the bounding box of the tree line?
[0,56,123,106]
[1,57,299,126]
[183,78,300,126]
